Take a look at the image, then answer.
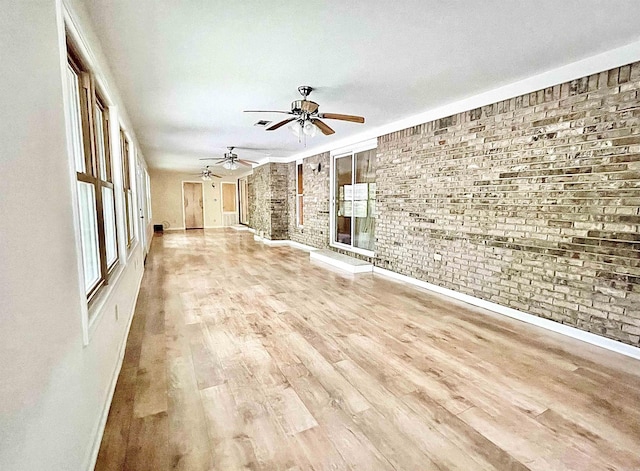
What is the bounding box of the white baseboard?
[373,267,640,361]
[87,269,145,471]
[204,225,225,229]
[163,227,185,231]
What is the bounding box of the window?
[65,43,119,302]
[120,130,134,248]
[332,147,376,253]
[296,162,304,227]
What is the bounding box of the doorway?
[238,177,249,225]
[221,182,238,226]
[183,182,204,229]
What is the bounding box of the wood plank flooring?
[96,229,640,471]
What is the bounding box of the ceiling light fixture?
[288,120,302,138]
[223,161,239,170]
[288,119,318,143]
[302,120,318,137]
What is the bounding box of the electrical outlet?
[434,253,442,261]
[115,304,119,321]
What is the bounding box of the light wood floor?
[96,229,640,471]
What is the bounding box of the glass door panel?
[354,149,376,251]
[335,155,352,245]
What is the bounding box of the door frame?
[136,158,151,252]
[181,180,205,229]
[238,177,249,225]
[221,181,239,226]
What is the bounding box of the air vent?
[254,120,271,127]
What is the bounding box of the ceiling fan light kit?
[303,120,318,137]
[223,161,239,170]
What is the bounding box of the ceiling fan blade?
[319,113,365,124]
[244,110,293,115]
[237,159,259,165]
[312,119,335,135]
[199,157,226,161]
[267,118,296,131]
[212,174,223,178]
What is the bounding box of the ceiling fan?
[199,147,259,170]
[193,166,222,181]
[245,85,365,137]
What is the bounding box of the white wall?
[150,169,245,229]
[0,1,148,469]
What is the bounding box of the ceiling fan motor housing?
[291,100,319,114]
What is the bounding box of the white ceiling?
[83,0,640,172]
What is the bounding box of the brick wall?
[247,164,270,237]
[376,62,640,346]
[247,162,289,240]
[247,62,640,346]
[287,152,331,248]
[270,162,289,240]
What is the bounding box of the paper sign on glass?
[353,183,368,200]
[343,201,352,217]
[344,185,353,199]
[353,200,367,217]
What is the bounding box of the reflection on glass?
[103,186,117,267]
[65,65,85,173]
[95,106,107,180]
[354,149,375,250]
[297,163,304,226]
[77,181,100,292]
[335,155,352,245]
[127,189,135,242]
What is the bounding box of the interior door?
[183,182,204,229]
[238,177,248,225]
[136,160,151,252]
[221,182,238,226]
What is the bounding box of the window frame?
[120,129,135,249]
[329,140,377,257]
[95,95,119,272]
[296,161,304,228]
[66,41,120,304]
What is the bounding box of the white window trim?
[329,139,377,257]
[61,7,143,346]
[296,160,304,228]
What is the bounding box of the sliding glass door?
[332,147,376,254]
